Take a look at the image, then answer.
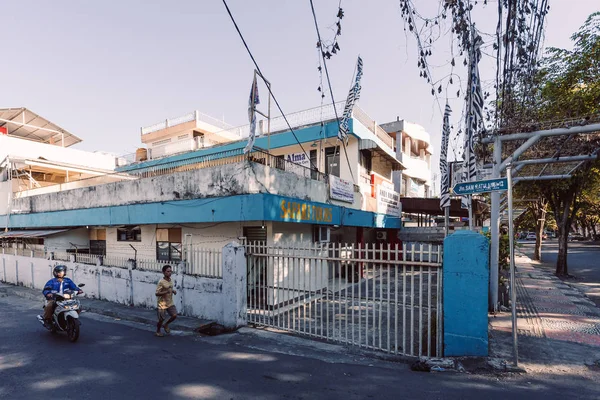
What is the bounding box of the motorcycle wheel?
[67,317,80,342]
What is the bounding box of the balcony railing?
[351,106,395,149]
[148,137,221,159]
[129,147,327,182]
[209,103,394,152]
[141,110,234,135]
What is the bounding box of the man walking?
[155,265,177,337]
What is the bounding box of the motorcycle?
[37,283,85,342]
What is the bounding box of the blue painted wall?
[443,230,490,357]
[3,193,401,230]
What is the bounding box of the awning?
[0,108,81,147]
[359,139,405,171]
[0,229,70,239]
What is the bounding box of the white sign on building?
[377,185,401,217]
[285,152,311,177]
[329,175,354,203]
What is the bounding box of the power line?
[221,0,317,172]
[308,0,355,184]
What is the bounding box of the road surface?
[1,286,600,399]
[520,240,600,307]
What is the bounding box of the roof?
[400,197,488,218]
[0,108,81,147]
[0,229,70,238]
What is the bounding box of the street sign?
[453,178,508,195]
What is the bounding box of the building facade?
[1,103,407,261]
[380,119,433,198]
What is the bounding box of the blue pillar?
[443,230,489,356]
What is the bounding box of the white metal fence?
[245,242,443,357]
[137,259,174,272]
[74,253,100,265]
[184,246,222,278]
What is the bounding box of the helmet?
[53,265,67,278]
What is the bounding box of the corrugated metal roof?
[0,229,70,238]
[0,108,81,147]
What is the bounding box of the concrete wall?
[371,153,393,181]
[11,160,361,215]
[105,225,158,260]
[45,228,90,253]
[272,222,313,246]
[0,180,9,217]
[0,243,247,328]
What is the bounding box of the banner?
[285,152,311,177]
[440,103,452,209]
[377,185,401,217]
[244,75,260,154]
[329,175,354,203]
[461,30,484,209]
[339,56,363,142]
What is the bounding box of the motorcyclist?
[42,265,83,325]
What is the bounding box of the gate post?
[443,230,489,356]
[222,242,247,329]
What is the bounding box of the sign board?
[453,178,508,196]
[377,185,401,217]
[329,175,354,203]
[285,152,310,177]
[410,178,420,195]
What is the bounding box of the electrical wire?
[308,0,356,184]
[222,0,318,172]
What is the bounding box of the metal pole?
[468,195,473,230]
[267,81,271,154]
[507,164,518,367]
[490,137,501,311]
[444,206,449,237]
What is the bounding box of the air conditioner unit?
[376,231,387,241]
[315,226,331,243]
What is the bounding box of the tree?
[515,13,600,276]
[512,182,548,261]
[575,166,600,238]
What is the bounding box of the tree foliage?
[500,12,600,276]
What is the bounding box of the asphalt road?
[1,289,600,399]
[520,240,600,307]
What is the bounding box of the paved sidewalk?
[0,282,214,332]
[490,253,600,375]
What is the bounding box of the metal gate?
[246,242,443,357]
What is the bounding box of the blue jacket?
[42,278,80,297]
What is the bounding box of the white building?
[380,119,433,198]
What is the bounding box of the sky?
[3,0,598,174]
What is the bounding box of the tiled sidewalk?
[515,255,600,347]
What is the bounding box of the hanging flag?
[440,103,452,210]
[461,30,484,209]
[339,56,363,142]
[244,75,260,154]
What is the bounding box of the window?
[310,150,318,180]
[117,226,142,242]
[156,228,182,261]
[359,150,372,175]
[90,240,106,256]
[325,147,340,177]
[90,228,106,255]
[275,155,286,171]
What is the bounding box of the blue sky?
[3,0,598,170]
